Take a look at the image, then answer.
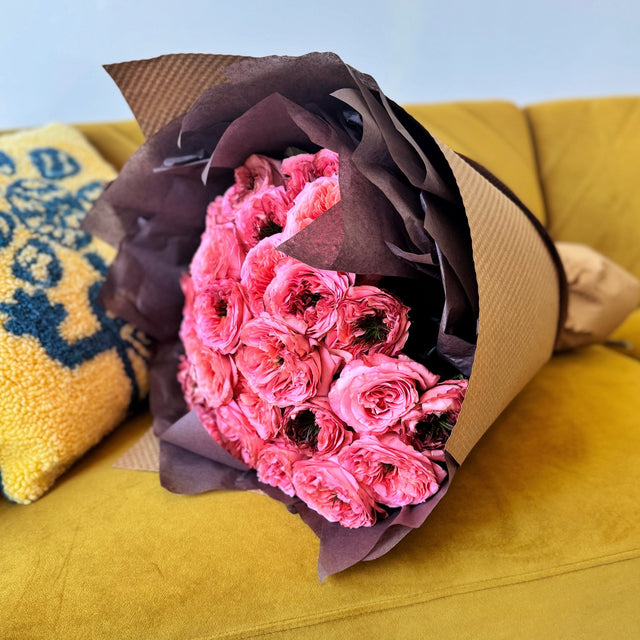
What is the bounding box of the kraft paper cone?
[438,144,562,462]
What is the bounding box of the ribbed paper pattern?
[441,142,561,463]
[113,426,159,472]
[105,54,246,139]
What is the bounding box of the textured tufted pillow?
[0,123,149,504]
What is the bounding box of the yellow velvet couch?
[2,98,639,639]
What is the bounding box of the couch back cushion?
[76,121,145,172]
[526,97,640,280]
[404,101,546,224]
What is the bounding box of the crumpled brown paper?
[555,242,640,350]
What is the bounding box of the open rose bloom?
[84,52,615,579]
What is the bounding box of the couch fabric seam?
[181,549,640,640]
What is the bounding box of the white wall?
[0,0,638,129]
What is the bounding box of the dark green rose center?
[285,409,320,449]
[355,311,389,345]
[214,299,228,317]
[259,219,283,240]
[414,413,454,449]
[298,290,322,310]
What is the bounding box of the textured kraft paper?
[88,53,636,577]
[105,54,247,140]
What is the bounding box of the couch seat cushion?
[1,344,638,639]
[609,308,640,361]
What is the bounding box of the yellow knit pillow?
[0,123,149,504]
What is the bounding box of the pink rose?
[192,279,252,354]
[212,154,284,226]
[240,233,288,315]
[263,258,354,338]
[280,153,316,199]
[291,459,382,528]
[328,353,439,435]
[206,196,233,226]
[225,154,284,209]
[312,148,339,178]
[281,149,339,199]
[235,315,338,407]
[179,275,237,408]
[282,175,340,239]
[216,400,267,467]
[233,374,282,440]
[418,378,468,417]
[178,346,237,411]
[235,186,292,250]
[177,353,208,417]
[282,398,353,456]
[190,223,244,288]
[325,285,410,359]
[255,440,307,497]
[402,378,468,451]
[338,433,447,507]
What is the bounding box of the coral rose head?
[192,279,252,354]
[280,149,338,201]
[216,400,267,467]
[263,258,355,338]
[282,174,341,239]
[282,398,353,456]
[328,353,439,435]
[240,233,288,315]
[338,433,447,507]
[402,378,469,450]
[235,315,336,407]
[190,223,245,287]
[291,459,383,528]
[235,186,291,250]
[325,285,410,358]
[256,441,307,497]
[233,375,282,440]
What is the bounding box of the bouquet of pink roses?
[178,146,468,529]
[84,52,602,578]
